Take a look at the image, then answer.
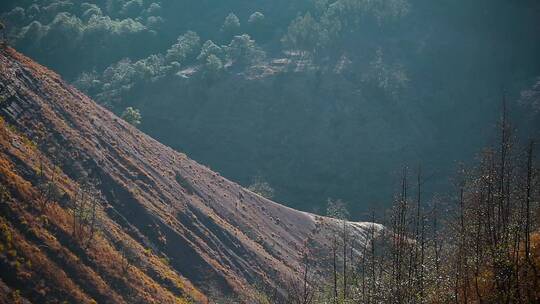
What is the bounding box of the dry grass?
[0,100,203,303]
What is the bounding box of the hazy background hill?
[2,0,539,218]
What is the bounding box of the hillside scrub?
[232,108,540,304]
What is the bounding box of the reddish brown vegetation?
[0,47,371,302]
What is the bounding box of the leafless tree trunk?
[332,234,338,304]
[525,141,533,263]
[342,218,348,300]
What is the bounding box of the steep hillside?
[0,47,375,303]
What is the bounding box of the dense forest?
[1,0,540,217]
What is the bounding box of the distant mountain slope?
[0,47,375,303]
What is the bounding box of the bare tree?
[36,158,62,211]
[71,179,100,249]
[325,198,349,303]
[287,239,317,304]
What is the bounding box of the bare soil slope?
[0,47,375,303]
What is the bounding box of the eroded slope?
[0,47,375,302]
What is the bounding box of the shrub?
[121,107,142,126]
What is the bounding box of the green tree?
[281,12,321,56]
[74,70,101,96]
[197,40,224,62]
[46,13,84,50]
[248,11,264,26]
[203,54,224,81]
[81,3,102,21]
[120,0,143,17]
[225,34,265,66]
[247,12,266,40]
[165,31,201,64]
[221,13,240,40]
[121,107,141,126]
